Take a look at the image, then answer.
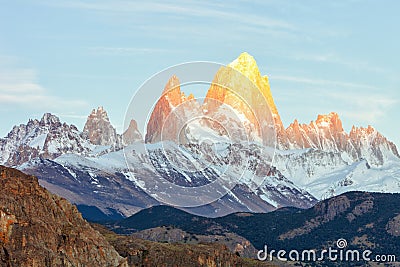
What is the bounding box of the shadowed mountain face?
[0,166,127,267]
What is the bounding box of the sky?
[0,0,399,146]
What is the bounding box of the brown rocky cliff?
[0,166,127,267]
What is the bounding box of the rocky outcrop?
[122,119,142,145]
[145,75,197,143]
[285,112,399,166]
[346,199,374,222]
[386,214,400,237]
[129,226,258,258]
[204,52,283,144]
[285,112,349,151]
[279,195,352,240]
[0,166,127,267]
[83,106,119,146]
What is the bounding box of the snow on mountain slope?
[309,159,400,199]
[0,107,144,167]
[0,113,95,166]
[273,148,400,199]
[19,139,317,217]
[283,112,399,166]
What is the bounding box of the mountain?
[109,192,400,266]
[20,154,159,218]
[204,52,285,145]
[145,75,197,143]
[1,52,399,219]
[284,112,399,166]
[19,142,316,218]
[0,165,127,267]
[0,107,143,168]
[83,106,120,147]
[1,166,272,267]
[274,113,400,199]
[0,113,94,167]
[122,119,142,145]
[83,107,142,148]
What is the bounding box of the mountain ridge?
[0,52,399,218]
[107,191,400,265]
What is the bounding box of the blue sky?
[0,0,399,146]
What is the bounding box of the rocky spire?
[145,75,196,143]
[83,106,118,146]
[122,119,143,145]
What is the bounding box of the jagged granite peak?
[83,106,119,146]
[349,124,400,165]
[227,52,278,116]
[122,119,143,145]
[204,52,287,145]
[145,75,198,143]
[0,166,127,266]
[0,113,93,166]
[315,112,343,130]
[40,112,61,125]
[285,112,399,165]
[286,112,348,151]
[1,53,400,218]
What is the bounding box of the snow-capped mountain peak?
[0,113,93,166]
[2,52,399,218]
[40,113,61,125]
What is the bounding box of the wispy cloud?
[329,92,398,124]
[0,66,87,109]
[89,46,174,56]
[54,113,88,119]
[289,52,389,74]
[270,74,378,90]
[271,74,398,125]
[46,0,295,30]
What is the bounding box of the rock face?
[145,75,196,143]
[204,52,286,146]
[0,166,127,267]
[0,107,146,167]
[143,52,399,166]
[284,112,399,166]
[122,119,142,145]
[0,113,93,166]
[83,106,119,146]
